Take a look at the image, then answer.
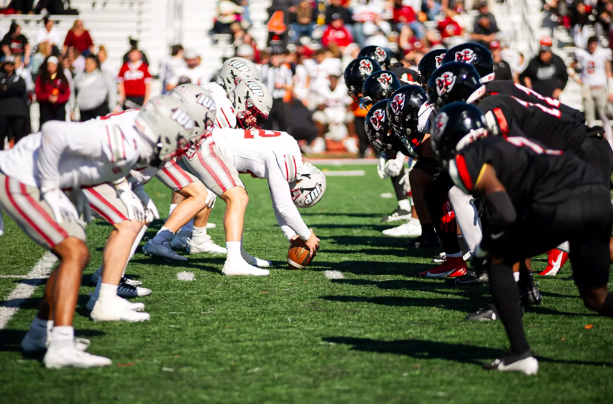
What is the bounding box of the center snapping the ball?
[287,244,313,269]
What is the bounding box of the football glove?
[384,152,405,178]
[41,184,79,224]
[67,188,92,224]
[131,181,159,223]
[114,179,145,221]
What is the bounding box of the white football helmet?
[134,95,195,165]
[216,57,260,94]
[231,79,273,129]
[291,163,327,209]
[170,84,216,141]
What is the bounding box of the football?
[287,244,313,269]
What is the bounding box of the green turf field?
[1,165,613,404]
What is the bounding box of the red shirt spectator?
[438,16,463,39]
[322,15,354,48]
[393,4,416,24]
[63,20,94,55]
[118,49,152,107]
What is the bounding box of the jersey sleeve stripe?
[475,164,488,189]
[455,154,474,192]
[221,108,231,128]
[493,108,509,137]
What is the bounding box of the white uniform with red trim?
[0,118,153,248]
[204,82,237,129]
[183,128,311,240]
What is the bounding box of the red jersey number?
[244,129,282,139]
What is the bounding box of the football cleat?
[44,341,112,369]
[169,231,191,250]
[187,236,227,255]
[206,222,217,229]
[91,270,142,287]
[142,239,188,262]
[466,303,499,321]
[483,351,539,375]
[21,331,90,352]
[520,285,542,306]
[418,256,467,278]
[381,207,412,222]
[403,234,440,249]
[540,248,568,276]
[86,294,145,312]
[117,278,152,297]
[433,251,472,263]
[241,247,272,268]
[382,219,422,237]
[446,270,488,285]
[90,298,151,322]
[222,260,270,276]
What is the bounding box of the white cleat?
[483,354,539,375]
[170,231,191,251]
[21,331,90,352]
[382,219,422,237]
[91,270,142,287]
[187,236,226,255]
[86,294,145,312]
[222,260,270,276]
[44,341,112,369]
[205,222,217,229]
[241,248,271,268]
[90,298,150,322]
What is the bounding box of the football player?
[0,95,193,368]
[432,102,613,375]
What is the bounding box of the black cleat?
[466,303,499,321]
[520,286,542,306]
[483,351,539,375]
[381,207,412,222]
[446,270,488,285]
[402,235,440,249]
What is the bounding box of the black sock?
[487,263,531,356]
[422,223,436,239]
[601,293,613,317]
[391,168,407,201]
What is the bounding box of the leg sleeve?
[448,186,482,252]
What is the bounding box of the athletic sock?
[226,241,242,262]
[487,263,531,356]
[178,218,194,235]
[168,203,178,217]
[398,199,411,212]
[152,227,174,244]
[99,283,118,300]
[191,226,208,244]
[49,326,74,348]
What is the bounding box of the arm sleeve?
[266,152,311,240]
[36,122,105,189]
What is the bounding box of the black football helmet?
[427,62,485,107]
[344,57,382,101]
[418,49,447,88]
[358,45,391,70]
[430,101,490,166]
[362,71,402,107]
[386,85,428,157]
[365,99,409,158]
[442,43,494,83]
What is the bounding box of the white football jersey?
[575,47,612,87]
[203,82,237,129]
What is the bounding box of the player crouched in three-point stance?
[432,102,613,375]
[0,96,194,368]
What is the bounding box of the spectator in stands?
[35,56,70,126]
[391,0,424,39]
[1,0,34,14]
[161,44,185,94]
[438,8,464,47]
[259,47,293,131]
[35,17,61,53]
[29,41,50,82]
[290,0,316,43]
[14,55,33,134]
[520,36,568,99]
[322,14,354,50]
[98,45,116,78]
[399,25,424,60]
[490,40,515,81]
[570,1,594,47]
[326,0,352,25]
[236,33,260,62]
[236,43,256,62]
[73,54,117,121]
[0,57,27,149]
[122,38,149,65]
[1,23,30,66]
[352,0,390,47]
[213,0,244,35]
[63,20,94,57]
[117,48,151,108]
[66,46,85,73]
[471,1,499,48]
[596,0,613,40]
[33,0,66,15]
[167,49,211,90]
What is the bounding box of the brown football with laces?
[287,245,313,269]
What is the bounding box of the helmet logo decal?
[435,53,446,68]
[374,47,386,61]
[303,184,323,206]
[195,93,216,112]
[390,93,406,115]
[434,112,448,136]
[359,59,373,75]
[370,109,385,131]
[455,49,476,64]
[228,59,250,73]
[436,72,456,96]
[377,73,393,88]
[171,108,195,131]
[245,81,264,97]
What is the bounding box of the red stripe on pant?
[171,159,193,184]
[208,143,237,188]
[85,187,128,222]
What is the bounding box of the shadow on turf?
[309,260,434,276]
[302,212,384,218]
[323,337,613,367]
[127,256,226,274]
[0,329,106,355]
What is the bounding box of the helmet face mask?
[344,57,382,102]
[386,85,428,156]
[232,80,272,129]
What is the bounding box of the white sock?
[50,326,74,342]
[192,226,208,244]
[513,272,520,282]
[168,203,178,217]
[556,241,569,253]
[152,226,174,244]
[398,199,411,212]
[99,283,118,300]
[178,218,194,235]
[226,241,242,261]
[122,225,147,277]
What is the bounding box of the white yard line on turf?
[323,170,365,177]
[0,252,57,330]
[308,158,379,166]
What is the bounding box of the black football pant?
[354,116,369,157]
[391,167,408,203]
[487,185,612,356]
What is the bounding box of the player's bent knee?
[115,219,144,234]
[222,187,249,208]
[55,237,91,268]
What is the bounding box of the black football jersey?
[477,94,585,153]
[485,81,585,124]
[449,136,601,211]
